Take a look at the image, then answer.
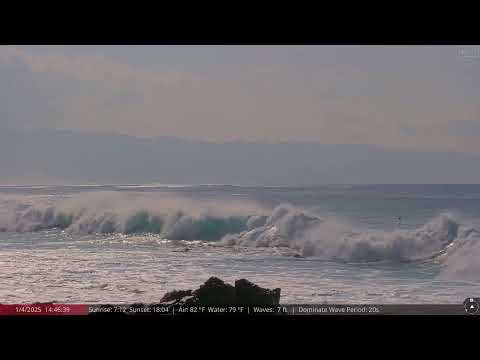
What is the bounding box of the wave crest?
[221,205,475,264]
[2,194,479,273]
[3,206,249,241]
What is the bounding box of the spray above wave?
[3,207,249,241]
[439,226,480,281]
[1,193,479,271]
[221,204,477,264]
[0,192,266,241]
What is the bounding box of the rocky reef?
[160,277,281,305]
[89,277,281,315]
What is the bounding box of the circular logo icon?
[463,298,479,315]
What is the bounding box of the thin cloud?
[1,46,480,155]
[0,46,193,87]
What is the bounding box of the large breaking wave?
[1,193,479,278]
[221,204,466,261]
[0,193,262,241]
[220,204,480,280]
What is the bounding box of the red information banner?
[0,304,88,315]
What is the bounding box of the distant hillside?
[1,127,480,185]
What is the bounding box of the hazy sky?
[1,45,480,154]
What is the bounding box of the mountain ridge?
[2,127,480,185]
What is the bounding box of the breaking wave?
[438,226,480,281]
[3,207,249,241]
[221,204,465,261]
[0,192,264,241]
[221,204,480,279]
[1,193,479,275]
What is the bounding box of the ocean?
[0,184,479,304]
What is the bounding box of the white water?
[1,187,479,304]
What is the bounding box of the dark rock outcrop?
[159,277,281,305]
[160,289,193,303]
[89,277,282,315]
[193,277,236,305]
[235,279,281,305]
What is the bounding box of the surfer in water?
[397,216,402,226]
